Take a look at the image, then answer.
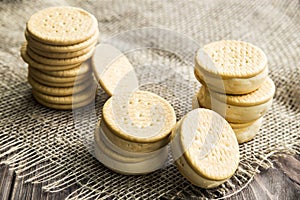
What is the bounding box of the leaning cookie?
[92,44,138,96]
[195,40,268,94]
[197,77,275,123]
[171,108,239,189]
[94,120,168,175]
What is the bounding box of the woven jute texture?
[0,0,299,199]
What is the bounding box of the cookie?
[195,40,268,94]
[28,40,97,59]
[102,90,176,146]
[94,122,168,175]
[41,61,91,77]
[98,120,165,160]
[29,66,90,84]
[28,75,94,96]
[26,6,98,45]
[21,44,80,71]
[101,119,170,153]
[29,71,91,87]
[92,44,138,96]
[25,29,99,53]
[210,77,275,106]
[26,43,95,66]
[33,93,94,110]
[194,66,268,95]
[229,119,258,129]
[232,117,263,144]
[171,108,239,188]
[32,87,96,105]
[198,79,274,123]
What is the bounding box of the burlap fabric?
[0,0,299,199]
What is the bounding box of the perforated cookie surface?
[180,109,239,181]
[26,6,98,45]
[102,90,176,143]
[195,40,267,78]
[210,77,275,106]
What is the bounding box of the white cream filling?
[175,156,227,189]
[199,94,273,123]
[195,67,268,94]
[99,120,168,160]
[94,126,168,175]
[233,117,263,144]
[102,120,170,153]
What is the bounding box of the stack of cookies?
[194,40,275,143]
[20,6,99,110]
[94,90,176,175]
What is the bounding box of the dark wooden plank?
[0,164,15,200]
[10,175,33,200]
[9,163,78,200]
[276,155,300,185]
[1,155,300,200]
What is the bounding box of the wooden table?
[0,155,299,200]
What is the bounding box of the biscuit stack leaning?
[20,6,99,110]
[194,40,275,143]
[171,108,240,189]
[94,90,176,175]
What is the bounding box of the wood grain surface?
[0,155,299,200]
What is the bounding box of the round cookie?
[28,75,94,96]
[232,117,263,144]
[26,44,95,66]
[102,90,176,144]
[101,119,170,153]
[32,87,96,105]
[41,61,90,77]
[94,125,168,175]
[29,71,91,87]
[33,93,94,110]
[26,6,98,45]
[98,120,166,160]
[92,44,138,96]
[210,77,275,106]
[25,29,99,53]
[194,66,268,95]
[198,79,274,123]
[29,66,90,84]
[171,108,239,188]
[28,40,97,59]
[20,44,80,71]
[195,40,268,94]
[229,119,258,129]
